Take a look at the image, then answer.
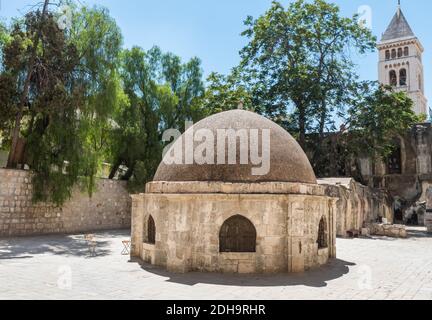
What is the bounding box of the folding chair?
[122,240,131,255]
[84,234,97,256]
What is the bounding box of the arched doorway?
[387,142,402,175]
[219,215,256,253]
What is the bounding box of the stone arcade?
[131,110,337,273]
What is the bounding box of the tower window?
[219,215,256,253]
[404,47,409,56]
[391,49,396,59]
[397,48,403,58]
[389,70,397,86]
[385,50,390,60]
[399,68,407,86]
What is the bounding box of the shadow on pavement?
[134,258,355,288]
[407,228,432,239]
[0,229,130,260]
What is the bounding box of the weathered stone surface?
[132,181,337,274]
[0,169,131,237]
[154,109,317,184]
[359,123,432,218]
[146,181,326,195]
[318,178,393,237]
[366,223,407,238]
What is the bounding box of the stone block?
[238,261,256,274]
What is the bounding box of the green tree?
[195,71,252,115]
[108,46,205,192]
[67,4,126,194]
[344,83,423,162]
[0,2,125,205]
[238,0,376,156]
[4,0,51,169]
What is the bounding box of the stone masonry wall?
[319,178,393,237]
[0,169,131,237]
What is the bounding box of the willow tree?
[108,46,205,192]
[0,2,125,205]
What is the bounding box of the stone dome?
[153,110,317,184]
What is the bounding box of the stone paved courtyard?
[1,227,432,300]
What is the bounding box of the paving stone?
[0,227,431,300]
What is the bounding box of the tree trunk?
[7,0,49,168]
[312,99,328,173]
[298,103,306,148]
[121,163,136,181]
[108,160,122,179]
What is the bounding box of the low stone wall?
[366,223,407,238]
[319,178,393,237]
[0,169,131,237]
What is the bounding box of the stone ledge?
[366,223,408,238]
[144,181,327,196]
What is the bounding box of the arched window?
[147,215,156,244]
[399,68,407,86]
[385,50,390,60]
[419,74,422,90]
[389,70,397,86]
[391,49,396,59]
[387,142,402,175]
[404,46,409,56]
[317,217,328,249]
[219,215,256,253]
[397,48,403,58]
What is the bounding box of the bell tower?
[377,3,428,116]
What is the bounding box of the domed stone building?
[131,110,337,273]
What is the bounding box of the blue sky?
[1,0,431,108]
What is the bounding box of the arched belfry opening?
[317,216,328,249]
[389,70,397,86]
[219,215,256,253]
[399,68,407,86]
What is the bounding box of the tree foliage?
[344,83,423,160]
[195,71,252,115]
[108,46,205,193]
[0,0,426,204]
[0,1,125,205]
[239,0,376,141]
